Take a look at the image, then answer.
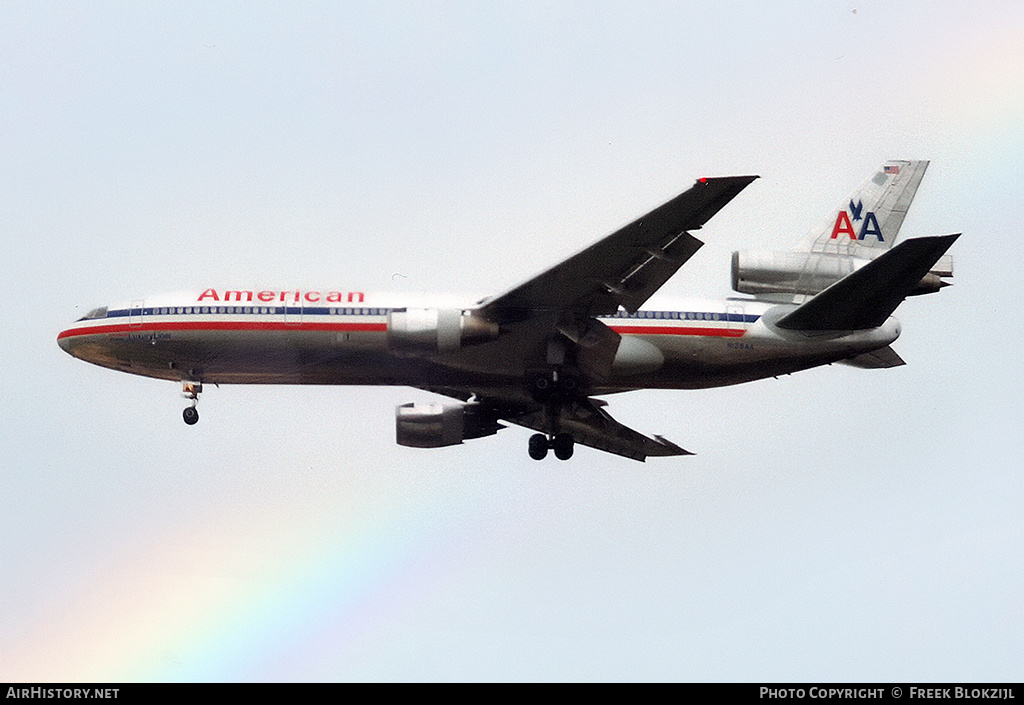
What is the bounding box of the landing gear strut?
[182,381,202,425]
[528,432,575,461]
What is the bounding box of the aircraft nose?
[57,328,74,354]
[59,305,108,357]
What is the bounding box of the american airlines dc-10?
[58,160,957,461]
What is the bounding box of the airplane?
[57,160,958,461]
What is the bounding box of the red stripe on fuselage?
[57,320,388,340]
[608,325,746,337]
[58,320,747,341]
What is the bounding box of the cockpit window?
[77,307,108,321]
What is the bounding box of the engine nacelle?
[732,251,865,296]
[387,308,499,353]
[395,402,503,448]
[732,250,953,297]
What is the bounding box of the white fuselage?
[57,288,901,395]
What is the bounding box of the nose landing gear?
[182,381,202,425]
[527,432,575,461]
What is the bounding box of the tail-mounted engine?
[732,250,952,297]
[387,308,499,353]
[395,401,504,448]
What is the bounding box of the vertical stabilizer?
[732,160,950,302]
[795,160,929,257]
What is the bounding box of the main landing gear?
[528,432,575,461]
[182,381,202,425]
[525,365,581,460]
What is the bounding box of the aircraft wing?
[422,175,756,461]
[476,175,759,323]
[509,397,691,461]
[419,387,690,461]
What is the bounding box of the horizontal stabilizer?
[840,345,906,369]
[776,234,960,331]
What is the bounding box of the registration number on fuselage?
[120,332,172,343]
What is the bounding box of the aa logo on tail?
[831,200,883,241]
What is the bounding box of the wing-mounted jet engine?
[395,401,504,448]
[387,308,499,353]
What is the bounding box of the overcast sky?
[2,1,1022,681]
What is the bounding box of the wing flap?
[614,231,705,312]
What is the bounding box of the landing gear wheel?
[181,380,202,426]
[527,367,583,403]
[530,373,553,403]
[528,433,549,460]
[552,433,574,460]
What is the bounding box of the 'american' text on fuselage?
[197,289,365,304]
